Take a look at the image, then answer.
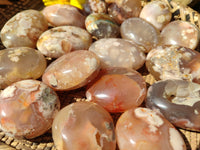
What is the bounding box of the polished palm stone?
[106,0,142,24]
[37,26,92,58]
[42,50,101,91]
[85,13,120,39]
[89,38,146,70]
[1,10,48,48]
[146,45,200,83]
[146,79,200,131]
[42,4,86,28]
[120,17,160,52]
[52,101,116,150]
[0,47,47,89]
[139,1,172,30]
[0,79,60,139]
[116,107,186,150]
[86,67,146,112]
[160,20,200,49]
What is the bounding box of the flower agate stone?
[106,0,142,24]
[89,38,146,70]
[42,50,100,91]
[146,79,200,131]
[0,47,46,89]
[160,20,200,49]
[120,17,160,52]
[52,101,116,150]
[116,107,186,150]
[86,67,147,112]
[0,10,48,48]
[42,4,86,28]
[85,13,120,39]
[139,1,172,30]
[0,79,60,139]
[146,45,200,83]
[37,26,92,58]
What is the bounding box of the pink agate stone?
[139,1,172,30]
[0,10,48,48]
[37,26,92,58]
[120,17,160,52]
[160,20,200,49]
[0,80,60,139]
[0,47,47,89]
[86,67,147,112]
[116,107,186,150]
[42,50,101,91]
[42,4,86,28]
[89,38,146,70]
[52,101,116,150]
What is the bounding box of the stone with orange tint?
[86,67,146,112]
[0,79,60,139]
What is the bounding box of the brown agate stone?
[42,50,101,91]
[120,17,160,53]
[0,10,48,48]
[116,107,186,150]
[146,79,200,131]
[160,20,200,49]
[37,26,92,58]
[86,67,147,112]
[52,101,116,150]
[106,0,142,24]
[0,79,60,139]
[0,47,47,89]
[146,45,200,83]
[42,4,86,28]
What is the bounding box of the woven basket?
[0,0,200,149]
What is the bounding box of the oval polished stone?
[86,67,147,112]
[106,0,142,24]
[37,26,92,58]
[1,10,48,48]
[146,79,200,131]
[139,1,172,30]
[85,13,120,39]
[116,107,186,150]
[83,0,107,14]
[120,17,160,52]
[0,47,47,89]
[89,38,146,70]
[160,20,200,49]
[42,50,101,91]
[42,4,86,28]
[52,101,116,150]
[0,79,60,139]
[146,45,200,83]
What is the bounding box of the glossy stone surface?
[42,50,101,91]
[1,10,48,48]
[116,107,186,150]
[37,26,92,58]
[139,1,172,30]
[106,0,142,24]
[86,67,146,112]
[42,4,86,28]
[160,20,200,49]
[89,38,146,70]
[146,45,200,83]
[146,79,200,131]
[120,17,160,52]
[85,13,120,39]
[0,79,60,139]
[83,0,107,14]
[0,47,47,89]
[52,101,116,150]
